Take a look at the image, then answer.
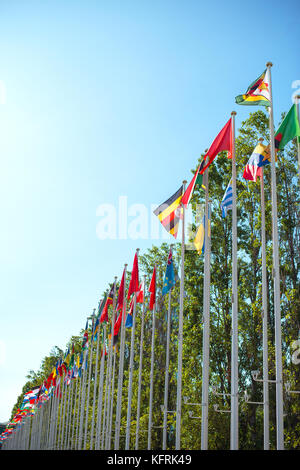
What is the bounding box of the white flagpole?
[201,168,211,450]
[125,249,139,450]
[135,275,146,450]
[259,160,270,450]
[175,180,187,450]
[84,315,96,449]
[114,264,128,450]
[95,324,106,449]
[105,277,118,450]
[148,265,156,450]
[230,111,239,450]
[108,345,117,449]
[266,61,284,450]
[163,250,173,450]
[90,317,101,450]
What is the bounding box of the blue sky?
[0,0,299,422]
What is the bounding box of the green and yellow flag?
[235,69,271,107]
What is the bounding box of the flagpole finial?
[183,180,187,184]
[231,111,236,116]
[259,137,264,143]
[266,61,273,68]
[136,248,140,254]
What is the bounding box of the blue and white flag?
[221,179,233,218]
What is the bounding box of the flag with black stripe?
[153,186,183,239]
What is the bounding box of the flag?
[136,279,144,304]
[200,118,233,174]
[235,68,271,107]
[221,179,233,218]
[149,266,156,310]
[194,205,211,255]
[100,286,113,323]
[127,252,139,300]
[182,159,206,208]
[274,104,300,150]
[153,186,183,239]
[113,269,126,343]
[82,321,89,350]
[162,249,176,296]
[243,143,267,181]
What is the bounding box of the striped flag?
[235,68,271,107]
[153,186,183,238]
[221,179,233,218]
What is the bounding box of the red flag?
[127,252,139,300]
[136,279,144,304]
[149,266,156,311]
[100,286,114,323]
[113,268,126,341]
[200,117,232,174]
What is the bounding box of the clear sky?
[0,0,299,422]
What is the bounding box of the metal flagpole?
[296,94,300,181]
[70,372,79,449]
[266,61,284,450]
[230,111,239,450]
[114,264,128,450]
[108,345,117,449]
[84,314,96,449]
[201,168,211,450]
[148,265,157,450]
[90,313,102,450]
[75,355,85,449]
[125,249,140,450]
[135,275,146,450]
[95,324,107,449]
[105,277,118,449]
[175,180,187,450]
[163,259,173,450]
[78,345,89,449]
[101,344,109,449]
[259,161,270,450]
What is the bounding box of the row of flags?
[1,64,299,449]
[152,68,300,245]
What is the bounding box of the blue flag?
[221,179,233,218]
[162,249,176,296]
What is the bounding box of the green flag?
[275,104,300,150]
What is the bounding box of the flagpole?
[230,111,239,450]
[114,264,128,450]
[84,314,96,449]
[90,315,101,449]
[105,277,118,450]
[148,265,156,450]
[95,324,106,449]
[201,167,211,450]
[125,249,140,450]
[135,274,146,450]
[176,180,187,450]
[108,344,117,449]
[266,61,284,450]
[163,246,173,450]
[259,159,270,450]
[296,94,300,181]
